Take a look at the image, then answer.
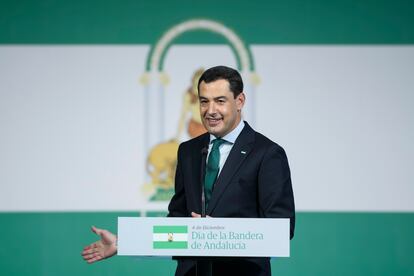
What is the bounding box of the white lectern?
[118,217,290,272]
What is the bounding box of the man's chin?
[206,127,223,137]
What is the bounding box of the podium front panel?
[118,217,289,257]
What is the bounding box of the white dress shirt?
[207,120,245,175]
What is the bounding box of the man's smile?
[205,117,223,127]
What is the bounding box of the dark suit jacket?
[168,122,295,276]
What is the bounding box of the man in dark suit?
[168,66,295,276]
[81,66,295,276]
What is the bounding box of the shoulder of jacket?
[254,131,283,149]
[179,132,209,150]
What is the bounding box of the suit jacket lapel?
[206,123,255,215]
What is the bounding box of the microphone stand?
[196,147,212,276]
[201,147,208,218]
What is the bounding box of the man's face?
[198,79,245,138]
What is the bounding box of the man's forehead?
[198,91,231,99]
[199,80,232,97]
[199,79,230,89]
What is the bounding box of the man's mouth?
[205,117,222,126]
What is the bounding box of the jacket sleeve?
[167,144,188,217]
[258,144,295,239]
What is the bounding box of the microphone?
[198,146,213,275]
[201,147,208,156]
[200,147,208,217]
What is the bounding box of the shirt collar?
[209,120,245,145]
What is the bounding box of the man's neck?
[210,120,245,144]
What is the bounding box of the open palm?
[81,226,117,264]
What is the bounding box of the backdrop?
[1,0,413,275]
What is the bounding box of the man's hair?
[197,66,243,98]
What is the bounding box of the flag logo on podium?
[153,225,188,249]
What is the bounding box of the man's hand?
[191,212,211,218]
[81,226,117,264]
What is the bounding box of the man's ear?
[236,92,246,110]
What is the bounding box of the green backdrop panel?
[0,212,413,276]
[1,0,414,44]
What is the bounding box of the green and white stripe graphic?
[153,225,188,249]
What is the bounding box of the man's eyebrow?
[214,96,227,100]
[198,96,228,100]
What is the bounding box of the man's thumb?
[91,225,102,236]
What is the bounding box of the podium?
[118,217,289,275]
[118,217,290,262]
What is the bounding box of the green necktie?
[204,138,225,208]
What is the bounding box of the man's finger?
[83,251,103,261]
[87,257,97,264]
[82,242,99,253]
[82,252,96,260]
[83,245,91,250]
[82,253,94,260]
[87,255,103,264]
[82,247,98,256]
[191,212,201,218]
[91,225,102,236]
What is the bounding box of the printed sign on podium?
[117,217,290,257]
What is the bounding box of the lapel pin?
[241,151,246,154]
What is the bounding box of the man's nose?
[207,102,217,114]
